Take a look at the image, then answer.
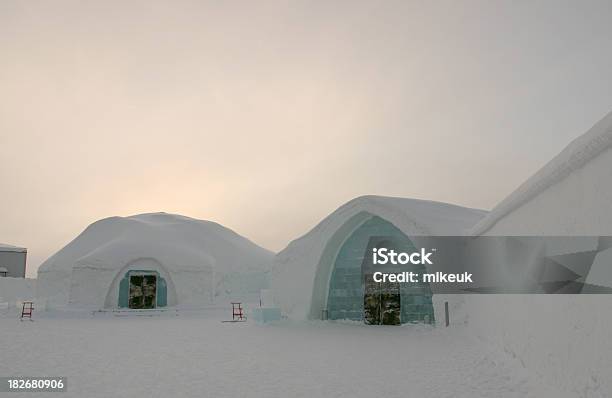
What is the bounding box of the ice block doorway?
[129,273,157,309]
[364,277,401,325]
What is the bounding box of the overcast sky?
[2,0,612,277]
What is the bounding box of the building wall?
[36,269,71,309]
[467,146,612,396]
[482,146,612,236]
[0,277,35,304]
[0,251,27,278]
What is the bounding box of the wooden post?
[444,301,449,327]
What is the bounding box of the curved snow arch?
[309,212,371,319]
[309,211,435,320]
[104,258,179,308]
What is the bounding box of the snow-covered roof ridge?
[0,243,27,252]
[280,195,487,255]
[471,109,612,235]
[344,195,487,233]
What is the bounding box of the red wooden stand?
[21,301,34,320]
[222,302,246,322]
[232,302,245,321]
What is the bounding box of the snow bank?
[272,195,486,321]
[37,213,274,309]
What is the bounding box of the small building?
[271,195,486,325]
[37,213,273,310]
[0,243,27,278]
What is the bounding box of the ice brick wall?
[327,216,434,324]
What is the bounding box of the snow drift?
[37,213,274,309]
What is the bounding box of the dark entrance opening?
[364,276,401,325]
[129,274,157,309]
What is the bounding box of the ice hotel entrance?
[325,215,435,325]
[272,196,487,325]
[128,273,157,309]
[118,270,167,309]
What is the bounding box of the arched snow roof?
[272,195,486,319]
[280,195,486,258]
[471,110,612,236]
[38,212,273,275]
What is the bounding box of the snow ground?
[0,310,565,398]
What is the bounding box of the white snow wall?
[0,277,36,306]
[39,258,214,310]
[465,145,612,397]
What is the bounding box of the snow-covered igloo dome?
[37,213,274,310]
